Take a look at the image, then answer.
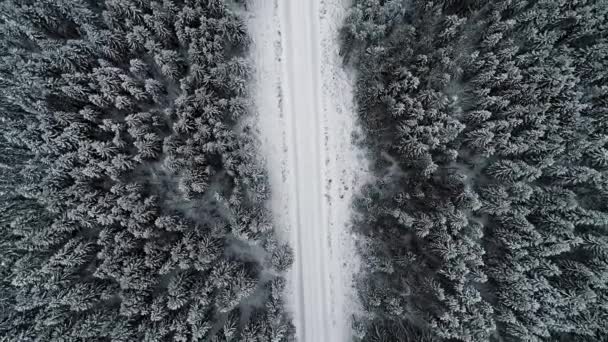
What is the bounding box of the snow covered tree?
[0,0,293,340]
[344,0,608,341]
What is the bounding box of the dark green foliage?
[344,0,608,341]
[0,0,292,340]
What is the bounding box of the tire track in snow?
[246,1,368,341]
[280,1,331,340]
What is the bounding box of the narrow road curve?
[246,1,368,341]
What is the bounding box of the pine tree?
[0,0,293,340]
[344,0,608,340]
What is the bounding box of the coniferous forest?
[343,0,608,341]
[1,0,608,342]
[0,1,293,340]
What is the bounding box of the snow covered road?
[246,0,368,341]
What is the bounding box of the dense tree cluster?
[0,0,292,341]
[343,0,608,341]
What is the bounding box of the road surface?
[246,1,368,341]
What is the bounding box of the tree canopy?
[343,0,608,341]
[0,1,292,340]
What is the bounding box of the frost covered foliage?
[0,0,293,341]
[343,0,608,341]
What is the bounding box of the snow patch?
[246,0,370,341]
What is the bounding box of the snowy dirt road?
[246,0,368,341]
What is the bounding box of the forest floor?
[246,0,369,341]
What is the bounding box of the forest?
[0,0,293,341]
[2,0,608,341]
[342,0,608,341]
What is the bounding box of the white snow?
[246,1,369,341]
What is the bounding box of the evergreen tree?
[343,0,608,341]
[0,1,292,340]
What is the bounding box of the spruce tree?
[0,1,292,340]
[343,0,608,341]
